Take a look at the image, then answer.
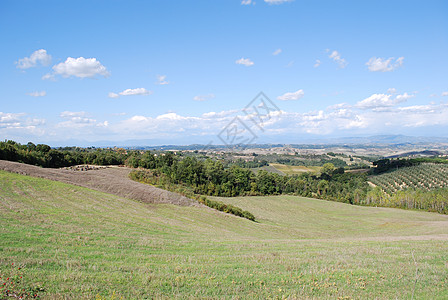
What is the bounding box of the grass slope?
[1,170,448,299]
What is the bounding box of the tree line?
[0,140,125,168]
[126,152,370,204]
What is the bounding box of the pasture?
[1,170,447,299]
[269,163,321,175]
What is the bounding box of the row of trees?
[362,187,448,214]
[127,153,370,204]
[0,140,125,168]
[372,157,448,174]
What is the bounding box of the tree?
[321,163,336,175]
[317,179,329,196]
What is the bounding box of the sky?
[1,0,447,146]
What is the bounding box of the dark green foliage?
[224,158,268,168]
[197,196,255,221]
[372,157,448,174]
[129,170,256,221]
[127,153,370,205]
[0,140,126,168]
[372,158,417,174]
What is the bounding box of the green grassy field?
[270,163,321,175]
[1,170,448,299]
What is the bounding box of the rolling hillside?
[1,170,448,298]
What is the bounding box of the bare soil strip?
[0,160,199,207]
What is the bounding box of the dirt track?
[0,160,199,207]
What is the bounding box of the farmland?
[1,169,448,298]
[369,163,448,194]
[269,163,321,175]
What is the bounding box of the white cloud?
[0,112,45,137]
[277,89,304,101]
[442,92,448,97]
[264,0,293,4]
[27,91,46,97]
[108,92,120,99]
[0,112,26,128]
[328,50,347,68]
[355,92,412,110]
[241,0,254,4]
[41,73,55,81]
[119,88,152,96]
[327,103,350,110]
[60,111,87,118]
[156,75,169,85]
[58,111,99,128]
[202,109,239,118]
[272,49,282,56]
[366,57,404,72]
[193,94,215,101]
[52,57,110,78]
[397,105,436,113]
[235,58,254,66]
[7,99,448,143]
[109,88,152,98]
[16,49,52,69]
[156,113,187,121]
[387,88,397,94]
[314,59,321,68]
[395,92,414,102]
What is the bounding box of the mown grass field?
[1,170,448,299]
[270,163,321,175]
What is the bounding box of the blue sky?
[1,0,447,146]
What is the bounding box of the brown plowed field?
[0,160,199,207]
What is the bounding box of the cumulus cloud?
[41,73,55,81]
[202,109,239,118]
[314,59,321,68]
[193,94,215,101]
[156,75,169,85]
[442,92,448,97]
[108,92,120,99]
[58,111,104,128]
[0,112,26,128]
[7,98,448,142]
[16,49,52,69]
[264,0,293,4]
[395,92,414,102]
[366,57,404,72]
[327,50,347,68]
[235,58,254,66]
[51,57,110,79]
[355,92,413,110]
[109,88,152,98]
[0,112,45,138]
[387,88,397,94]
[119,88,152,96]
[272,49,282,56]
[277,89,304,101]
[241,0,253,4]
[27,91,46,97]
